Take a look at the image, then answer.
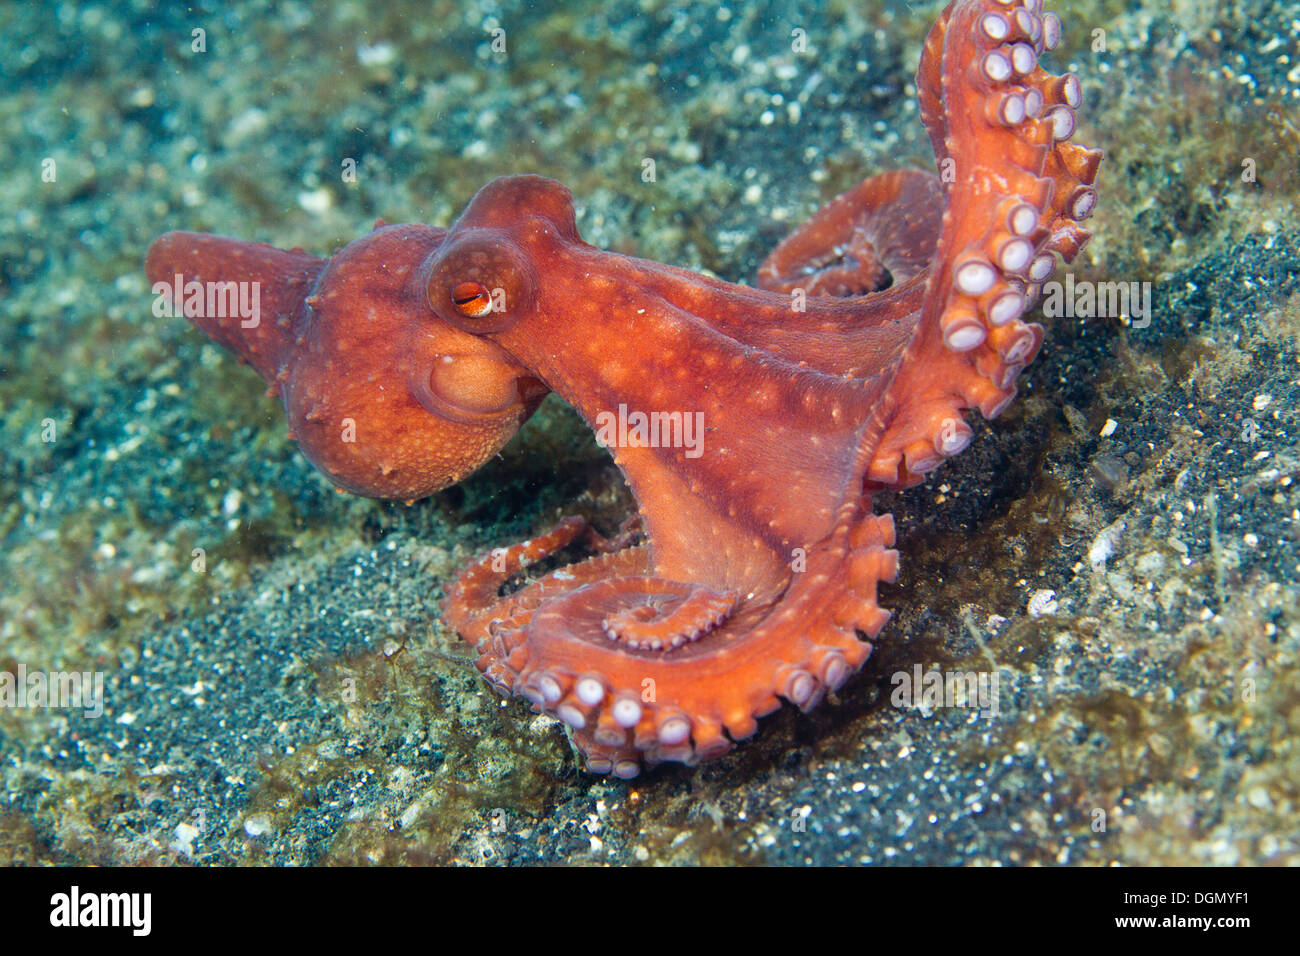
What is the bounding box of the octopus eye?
[450,280,495,318]
[423,229,534,334]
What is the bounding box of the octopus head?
[280,222,550,500]
[145,224,549,502]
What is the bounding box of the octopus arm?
[867,0,1102,488]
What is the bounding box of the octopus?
[146,0,1100,778]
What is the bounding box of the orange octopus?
[147,0,1100,778]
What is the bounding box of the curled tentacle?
[758,169,944,296]
[449,507,899,776]
[442,515,590,644]
[595,579,740,650]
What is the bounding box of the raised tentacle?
[865,0,1102,488]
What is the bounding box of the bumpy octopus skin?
[148,0,1101,778]
[145,225,547,500]
[435,0,1101,776]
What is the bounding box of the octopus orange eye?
[450,280,494,318]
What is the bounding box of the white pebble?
[243,813,274,837]
[1027,589,1058,618]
